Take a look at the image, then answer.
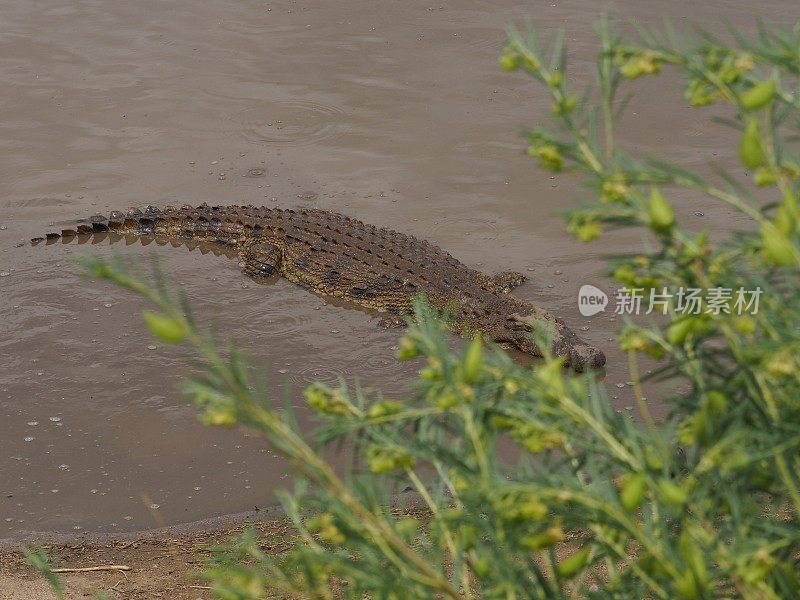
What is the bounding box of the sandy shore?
[1,513,293,600]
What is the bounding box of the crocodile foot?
[378,316,406,329]
[239,241,282,278]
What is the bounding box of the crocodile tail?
[31,205,172,246]
[30,204,254,254]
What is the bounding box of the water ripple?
[226,101,350,147]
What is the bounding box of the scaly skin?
[33,204,606,370]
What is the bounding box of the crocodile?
[33,204,606,371]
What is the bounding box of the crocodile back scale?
[32,203,606,371]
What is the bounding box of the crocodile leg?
[239,240,283,278]
[491,271,526,293]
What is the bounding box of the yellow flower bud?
[674,572,700,600]
[202,406,236,427]
[434,390,460,409]
[740,78,776,111]
[704,391,728,414]
[734,53,754,71]
[368,400,403,418]
[462,335,483,383]
[499,45,521,72]
[471,556,491,577]
[647,187,675,234]
[732,316,756,335]
[774,191,798,236]
[601,176,629,203]
[658,479,688,507]
[620,473,647,511]
[142,310,186,344]
[754,167,777,187]
[667,318,691,345]
[396,335,420,360]
[619,52,661,79]
[547,72,562,87]
[517,499,548,520]
[760,221,799,267]
[521,526,565,549]
[551,95,577,116]
[765,349,795,377]
[528,144,564,171]
[519,53,541,71]
[557,546,591,579]
[367,444,415,474]
[739,118,766,169]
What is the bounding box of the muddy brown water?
[1,0,794,541]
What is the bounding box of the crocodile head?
[494,313,606,372]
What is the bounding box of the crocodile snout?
[506,312,606,372]
[568,344,606,372]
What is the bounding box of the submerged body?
[34,204,606,370]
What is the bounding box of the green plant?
[24,548,64,599]
[74,20,799,599]
[22,547,116,600]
